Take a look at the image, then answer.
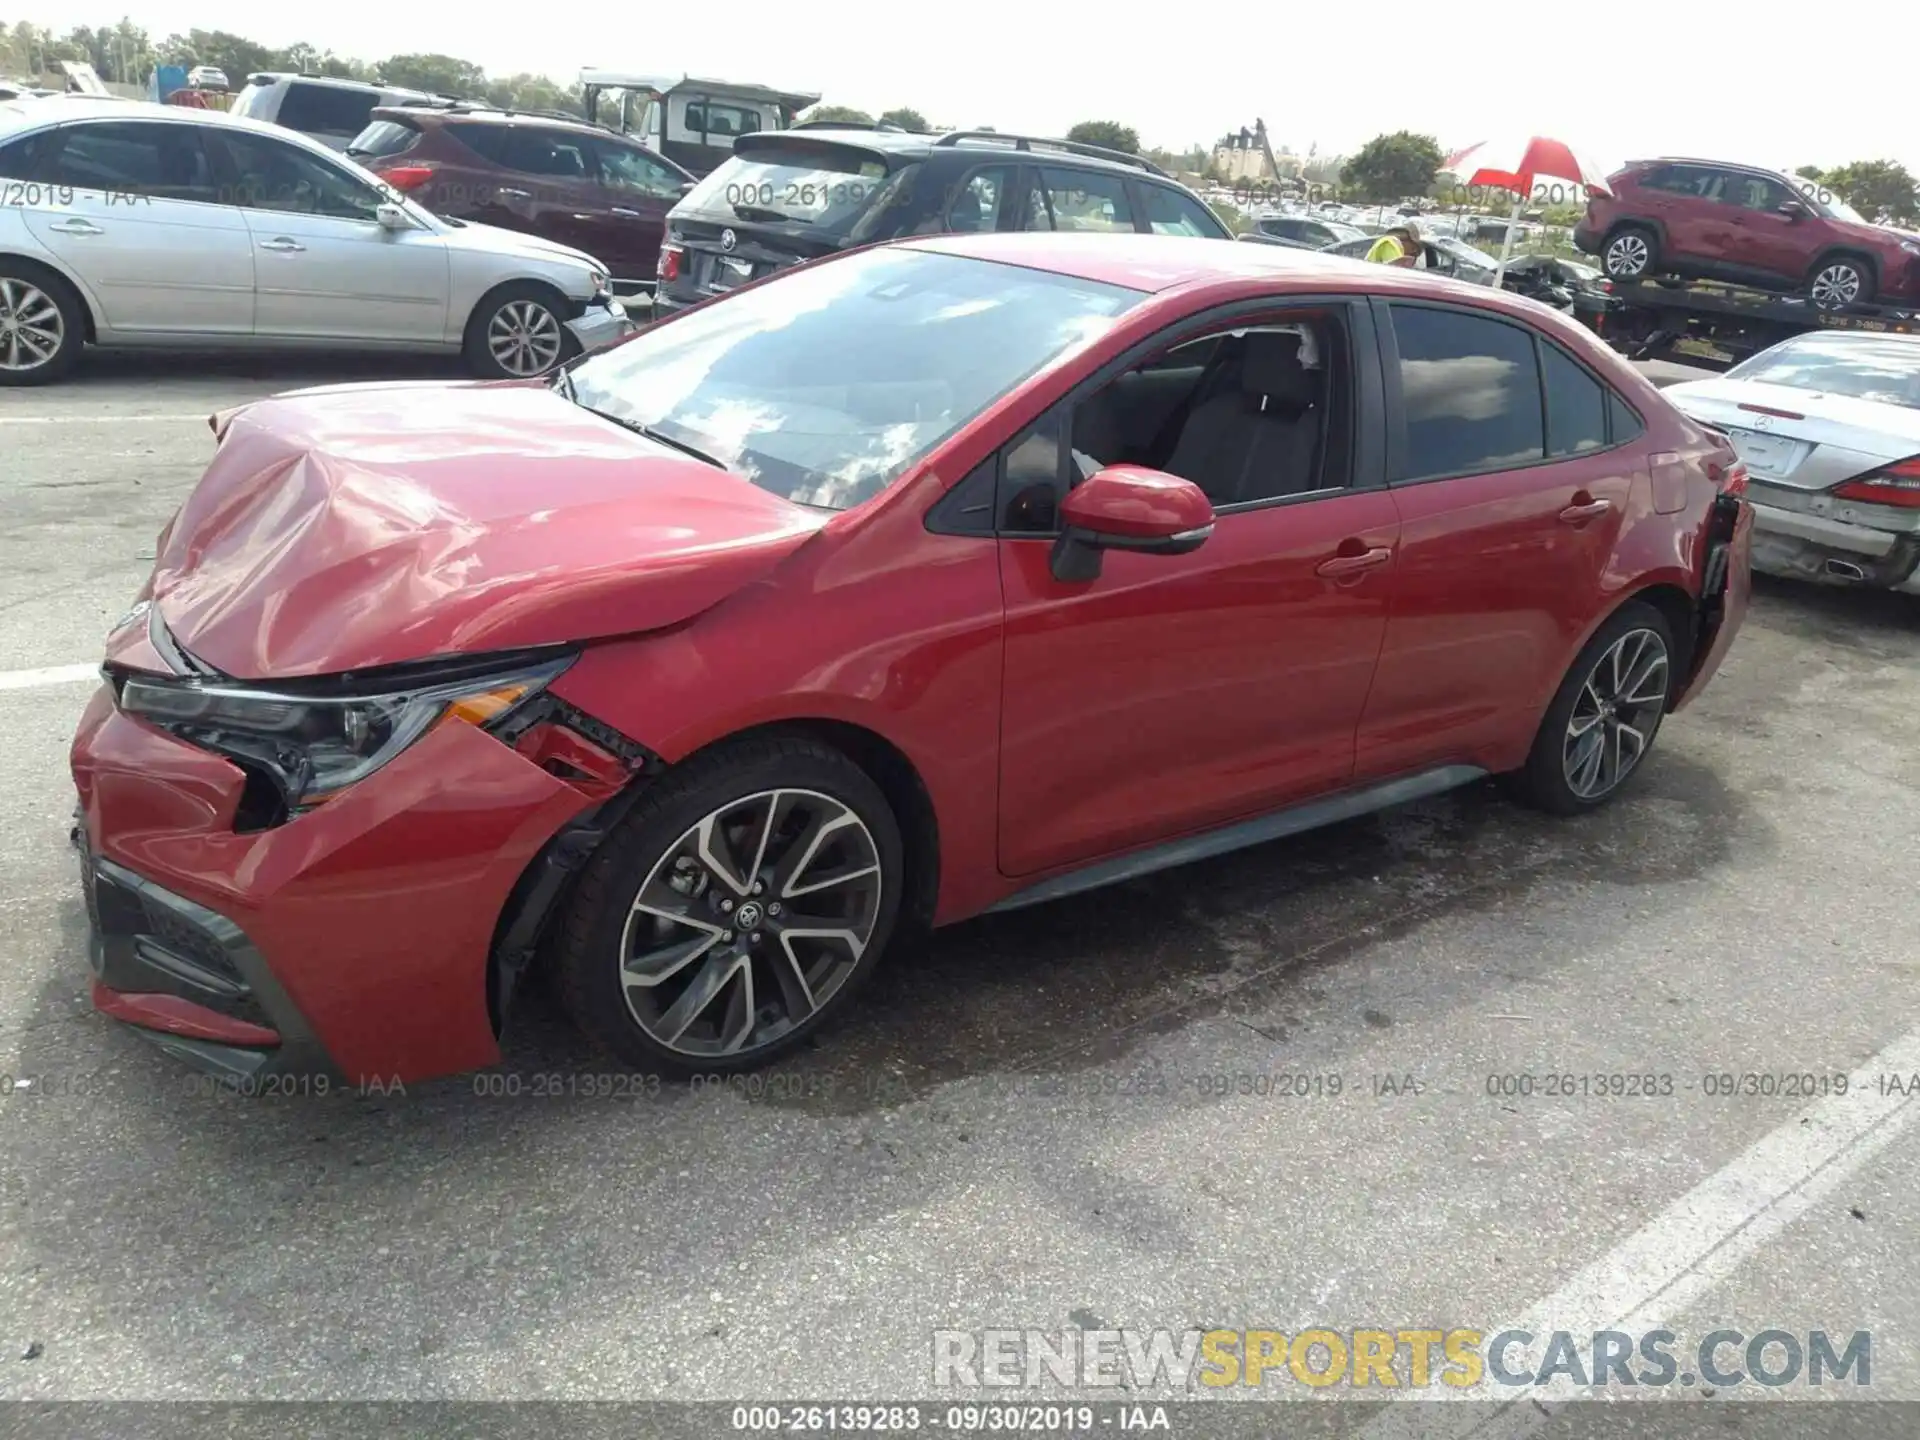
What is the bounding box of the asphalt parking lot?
[2,352,1919,1435]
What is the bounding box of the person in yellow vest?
[1365,218,1423,266]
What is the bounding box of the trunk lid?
[1661,378,1920,491]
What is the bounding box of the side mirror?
[1050,465,1214,583]
[375,202,413,231]
[1777,200,1807,220]
[679,180,696,195]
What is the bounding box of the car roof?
[747,127,1173,182]
[246,72,432,96]
[899,231,1517,300]
[388,106,606,137]
[0,96,374,145]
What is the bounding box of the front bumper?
[70,684,600,1085]
[564,296,634,354]
[1749,500,1920,592]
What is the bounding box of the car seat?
[1162,330,1324,505]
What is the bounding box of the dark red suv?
[1575,158,1920,310]
[348,104,695,288]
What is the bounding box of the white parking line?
[0,413,207,424]
[0,663,100,691]
[1361,1023,1920,1434]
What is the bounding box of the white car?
[186,66,230,93]
[1664,330,1920,592]
[0,99,631,385]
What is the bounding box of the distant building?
[1209,120,1302,183]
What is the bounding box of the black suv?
[653,127,1231,315]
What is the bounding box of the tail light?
[379,165,435,192]
[658,243,684,282]
[1832,456,1920,509]
[1719,460,1750,498]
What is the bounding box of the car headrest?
[1240,330,1317,408]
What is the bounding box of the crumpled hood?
[153,382,827,679]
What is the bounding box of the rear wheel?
[0,264,83,385]
[463,282,571,379]
[557,737,905,1074]
[1601,224,1658,282]
[1506,601,1676,815]
[1807,254,1874,310]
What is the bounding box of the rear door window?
[1540,343,1610,456]
[274,82,381,141]
[39,120,218,203]
[1140,183,1223,237]
[1388,304,1546,480]
[1037,167,1134,233]
[945,165,1016,232]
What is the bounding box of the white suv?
[0,99,631,384]
[230,74,444,153]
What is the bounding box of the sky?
[24,0,1920,176]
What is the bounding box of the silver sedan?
[1663,331,1920,593]
[0,98,632,385]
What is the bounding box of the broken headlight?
[116,650,575,810]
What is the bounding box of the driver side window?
[995,312,1354,533]
[210,130,386,220]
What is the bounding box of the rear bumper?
[70,685,599,1085]
[1749,501,1920,591]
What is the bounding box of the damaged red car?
[70,233,1753,1087]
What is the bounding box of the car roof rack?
[790,119,906,132]
[931,130,1169,177]
[405,100,591,124]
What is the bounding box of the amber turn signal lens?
[446,684,531,726]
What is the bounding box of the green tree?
[878,106,928,133]
[1819,159,1918,225]
[377,52,487,97]
[1794,164,1825,182]
[156,29,274,81]
[1066,120,1139,155]
[1341,131,1443,203]
[803,104,874,125]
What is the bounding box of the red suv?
[348,104,695,289]
[70,235,1751,1087]
[1576,158,1920,310]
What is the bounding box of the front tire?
[0,264,84,385]
[462,282,570,379]
[1808,255,1874,310]
[557,737,905,1074]
[1507,601,1676,816]
[1600,224,1658,282]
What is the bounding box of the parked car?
[228,73,445,153]
[70,232,1751,1087]
[1575,158,1920,310]
[1245,214,1368,249]
[1663,330,1920,591]
[0,100,629,384]
[186,66,230,93]
[1321,232,1503,285]
[349,104,696,290]
[652,128,1231,316]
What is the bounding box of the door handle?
[258,237,305,252]
[1558,494,1613,524]
[611,207,641,218]
[48,218,104,235]
[1315,545,1393,578]
[495,187,531,201]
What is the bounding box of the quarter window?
[1388,305,1544,480]
[1541,343,1609,457]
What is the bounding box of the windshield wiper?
[580,406,730,471]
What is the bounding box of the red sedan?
[70,233,1753,1086]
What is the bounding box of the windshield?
[1728,334,1920,409]
[1440,238,1501,270]
[680,141,892,231]
[1793,181,1869,226]
[568,247,1142,510]
[1325,221,1367,243]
